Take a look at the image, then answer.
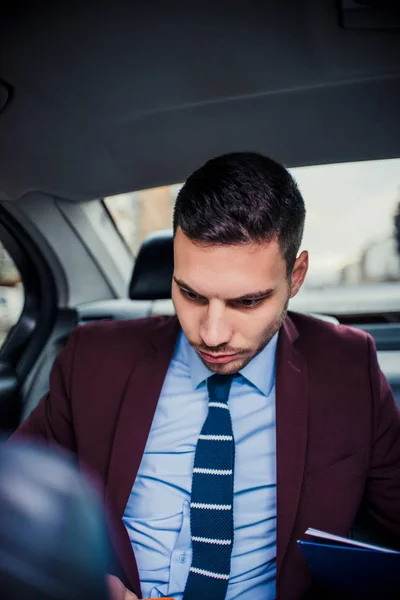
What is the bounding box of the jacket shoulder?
[287,310,372,355]
[71,314,178,351]
[56,315,179,384]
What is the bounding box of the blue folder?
[298,530,400,599]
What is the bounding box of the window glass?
[105,185,180,256]
[105,158,400,315]
[0,243,24,346]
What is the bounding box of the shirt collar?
[182,330,279,396]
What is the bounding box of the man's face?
[172,227,308,374]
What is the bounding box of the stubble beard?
[196,301,289,375]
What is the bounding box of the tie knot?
[207,374,235,405]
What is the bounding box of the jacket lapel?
[105,316,181,515]
[276,313,309,580]
[105,316,180,595]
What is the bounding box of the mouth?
[198,350,241,364]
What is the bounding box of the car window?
[104,185,180,256]
[0,242,24,347]
[105,158,400,315]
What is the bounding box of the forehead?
[173,228,286,297]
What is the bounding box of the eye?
[232,298,263,309]
[182,289,197,299]
[180,288,206,303]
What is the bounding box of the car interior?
[0,3,399,561]
[0,0,400,425]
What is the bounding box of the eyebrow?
[173,277,275,302]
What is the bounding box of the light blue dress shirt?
[123,331,278,599]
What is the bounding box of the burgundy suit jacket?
[12,312,400,599]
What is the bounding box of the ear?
[289,251,308,299]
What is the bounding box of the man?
[12,153,400,600]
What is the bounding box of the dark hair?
[173,152,306,273]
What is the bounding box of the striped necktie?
[183,374,235,600]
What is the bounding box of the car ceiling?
[0,0,399,203]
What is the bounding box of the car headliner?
[0,0,399,202]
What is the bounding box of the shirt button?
[179,553,187,564]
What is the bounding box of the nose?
[199,301,232,349]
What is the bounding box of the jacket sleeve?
[366,333,400,535]
[10,327,81,454]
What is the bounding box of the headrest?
[129,229,174,300]
[0,441,110,600]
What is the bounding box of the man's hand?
[107,575,139,600]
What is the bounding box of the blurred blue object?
[0,440,111,599]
